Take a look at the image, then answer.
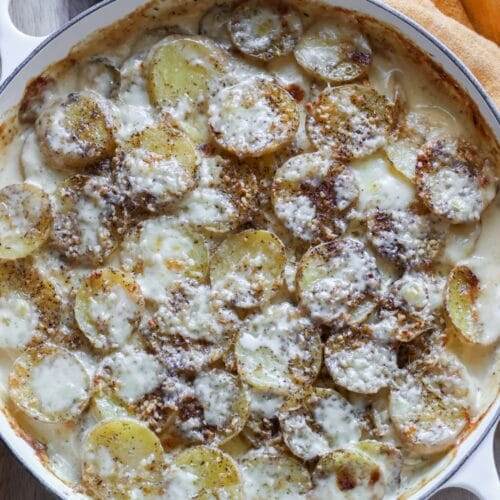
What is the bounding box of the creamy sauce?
[0,0,497,498]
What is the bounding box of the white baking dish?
[0,0,498,498]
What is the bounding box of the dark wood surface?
[0,1,497,498]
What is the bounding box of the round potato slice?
[279,387,362,461]
[36,90,116,171]
[0,183,52,260]
[77,56,121,98]
[366,209,446,269]
[294,18,371,83]
[82,418,165,499]
[0,262,60,349]
[243,388,284,446]
[240,452,312,499]
[416,138,496,223]
[210,229,286,309]
[296,238,380,326]
[168,369,249,446]
[142,279,237,372]
[115,121,198,212]
[235,303,322,394]
[51,174,125,265]
[355,440,402,493]
[9,344,91,423]
[444,265,496,345]
[145,36,226,108]
[74,268,144,351]
[229,1,302,60]
[179,155,258,233]
[199,4,232,49]
[306,84,394,160]
[311,448,385,500]
[272,152,358,241]
[120,216,209,302]
[389,351,471,456]
[208,78,299,158]
[165,446,242,499]
[324,329,398,394]
[99,345,164,406]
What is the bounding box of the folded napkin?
[385,0,500,107]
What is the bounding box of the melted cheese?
[0,293,39,349]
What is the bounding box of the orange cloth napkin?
[384,0,500,108]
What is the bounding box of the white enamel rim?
[0,0,498,498]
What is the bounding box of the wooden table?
[0,1,498,499]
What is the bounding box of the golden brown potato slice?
[208,79,299,158]
[165,446,242,499]
[279,387,362,461]
[74,268,144,351]
[210,229,286,309]
[36,91,116,171]
[445,265,489,344]
[82,418,165,498]
[0,183,52,260]
[306,84,394,160]
[416,138,496,223]
[272,152,358,241]
[240,451,312,499]
[145,36,226,108]
[310,448,385,500]
[51,175,125,265]
[115,121,198,212]
[9,344,91,423]
[235,303,322,394]
[296,238,380,326]
[229,1,303,60]
[389,351,471,456]
[294,17,371,83]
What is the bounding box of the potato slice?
[199,4,233,49]
[294,18,371,83]
[306,84,394,160]
[179,155,258,234]
[279,387,362,461]
[243,388,284,446]
[115,121,198,212]
[82,418,165,499]
[235,303,322,394]
[354,440,402,493]
[168,369,249,446]
[142,279,237,372]
[240,452,312,498]
[99,345,164,406]
[389,351,471,455]
[52,175,125,265]
[9,344,91,423]
[77,56,121,98]
[74,268,144,351]
[310,448,385,500]
[210,229,286,309]
[366,209,446,269]
[0,262,60,349]
[445,265,485,344]
[229,1,302,60]
[384,130,424,182]
[36,91,116,171]
[324,329,398,394]
[120,216,209,302]
[208,79,299,158]
[0,183,52,260]
[296,238,380,326]
[272,152,358,241]
[166,446,242,499]
[145,36,226,108]
[416,138,496,223]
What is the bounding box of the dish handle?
[0,0,47,85]
[437,421,499,499]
